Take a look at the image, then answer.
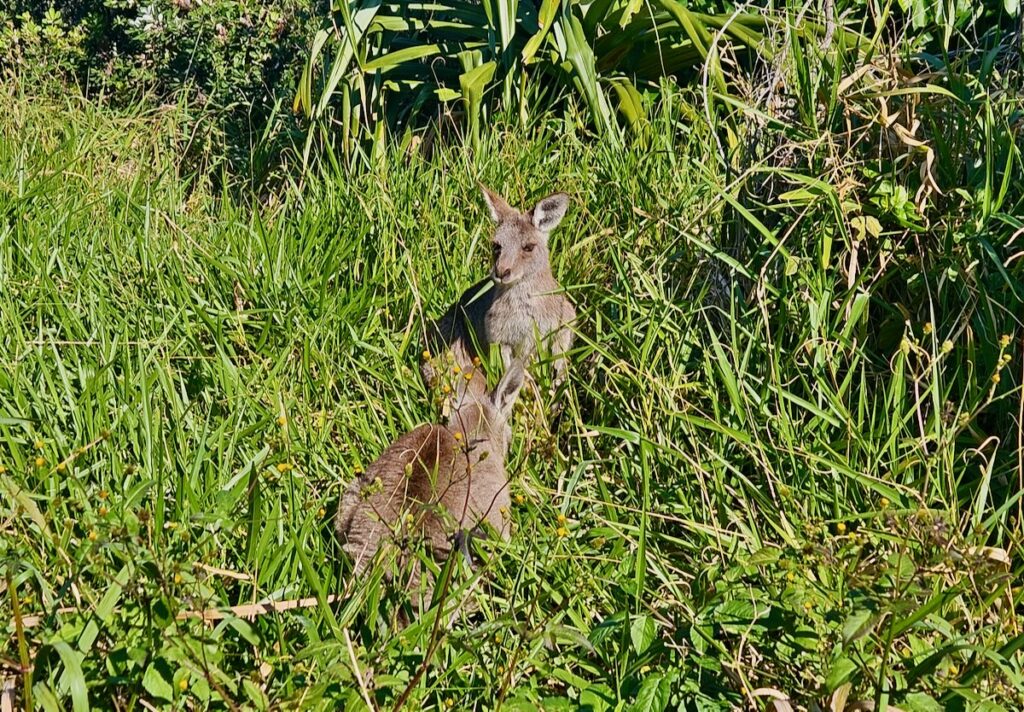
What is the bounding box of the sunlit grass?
[1,47,1022,711]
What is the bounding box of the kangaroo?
[422,184,575,402]
[336,361,525,612]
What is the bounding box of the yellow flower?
[472,356,481,367]
[0,464,6,474]
[941,340,953,354]
[453,432,463,442]
[276,462,292,473]
[99,489,109,500]
[34,457,45,468]
[317,508,326,518]
[442,384,451,394]
[174,573,182,584]
[99,505,108,517]
[835,522,847,534]
[514,494,525,505]
[452,365,461,374]
[880,497,890,509]
[34,440,44,450]
[556,513,567,525]
[464,372,473,381]
[422,350,431,361]
[1000,334,1012,348]
[786,571,795,582]
[992,373,1001,385]
[56,462,66,472]
[353,465,363,475]
[87,530,97,542]
[556,526,568,537]
[276,415,287,426]
[178,678,188,692]
[803,600,813,610]
[923,322,933,335]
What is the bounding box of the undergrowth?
[1,19,1023,712]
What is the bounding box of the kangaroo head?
[479,184,569,287]
[448,360,526,456]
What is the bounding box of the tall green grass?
[1,40,1022,712]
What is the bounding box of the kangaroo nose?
[499,268,511,280]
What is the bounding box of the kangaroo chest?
[483,286,560,355]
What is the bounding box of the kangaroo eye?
[522,243,536,253]
[492,243,501,254]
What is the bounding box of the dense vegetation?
[1,0,1023,710]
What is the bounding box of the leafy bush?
[1,0,324,182]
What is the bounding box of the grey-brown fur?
[422,184,575,400]
[335,362,525,609]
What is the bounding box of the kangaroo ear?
[479,182,514,223]
[531,192,569,233]
[491,361,526,418]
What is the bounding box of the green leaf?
[630,614,656,654]
[53,642,89,712]
[825,656,858,691]
[746,546,781,567]
[842,608,876,645]
[901,692,944,712]
[363,44,442,73]
[629,673,670,712]
[1,475,50,535]
[1006,0,1020,16]
[522,0,560,63]
[142,659,175,702]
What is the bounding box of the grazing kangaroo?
[336,362,526,612]
[422,184,575,402]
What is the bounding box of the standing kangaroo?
[422,184,575,401]
[336,362,526,611]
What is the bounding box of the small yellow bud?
[34,440,44,450]
[353,465,363,475]
[174,573,182,584]
[34,457,45,468]
[786,571,795,582]
[452,365,461,374]
[442,384,451,394]
[0,464,6,474]
[87,530,97,542]
[514,494,525,505]
[835,522,847,534]
[464,372,473,381]
[422,350,431,361]
[941,340,953,354]
[99,505,108,517]
[556,513,567,525]
[99,489,108,500]
[803,600,813,610]
[56,462,67,472]
[453,432,463,441]
[276,416,287,426]
[472,356,481,367]
[923,322,933,335]
[880,497,890,508]
[556,526,568,537]
[276,462,291,473]
[317,507,326,518]
[992,373,1001,385]
[178,678,188,692]
[1000,334,1012,348]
